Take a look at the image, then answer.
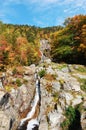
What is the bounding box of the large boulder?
[48,111,65,130]
[24,66,35,75]
[72,95,82,106]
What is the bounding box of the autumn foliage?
[0,23,41,66]
[0,14,86,66]
[51,15,86,64]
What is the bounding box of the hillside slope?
[0,61,86,130]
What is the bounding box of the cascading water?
[17,39,50,130]
[17,73,41,130]
[40,39,51,62]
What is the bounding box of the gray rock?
[72,95,82,106]
[83,101,86,110]
[52,81,61,91]
[23,75,32,81]
[46,66,55,75]
[57,104,63,113]
[45,59,51,64]
[0,111,11,130]
[0,91,5,100]
[64,92,73,106]
[0,79,3,88]
[39,115,48,130]
[73,73,86,79]
[24,66,35,75]
[81,112,86,130]
[61,67,69,73]
[48,111,65,130]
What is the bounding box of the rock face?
[81,112,86,130]
[0,62,86,130]
[40,39,51,62]
[48,111,65,130]
[0,111,11,130]
[37,63,86,130]
[0,66,35,130]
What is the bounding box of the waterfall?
[40,39,51,62]
[17,73,41,130]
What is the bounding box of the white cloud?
[64,9,69,13]
[29,0,58,4]
[0,0,59,6]
[1,0,86,12]
[0,0,86,26]
[63,0,86,10]
[63,0,86,16]
[3,0,21,5]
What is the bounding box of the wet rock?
[0,92,10,107]
[0,91,5,100]
[27,119,39,130]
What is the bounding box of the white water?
[18,76,40,130]
[27,119,39,130]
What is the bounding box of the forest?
[0,14,86,68]
[51,14,86,65]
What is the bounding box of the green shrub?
[75,66,86,72]
[79,78,86,92]
[61,105,82,130]
[38,69,46,78]
[12,68,17,75]
[57,64,67,70]
[80,79,86,92]
[61,119,70,130]
[52,92,58,102]
[65,106,76,123]
[16,78,22,87]
[23,79,28,84]
[61,106,76,130]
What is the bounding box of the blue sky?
[0,0,86,27]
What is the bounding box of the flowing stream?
[17,74,41,130]
[17,39,50,130]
